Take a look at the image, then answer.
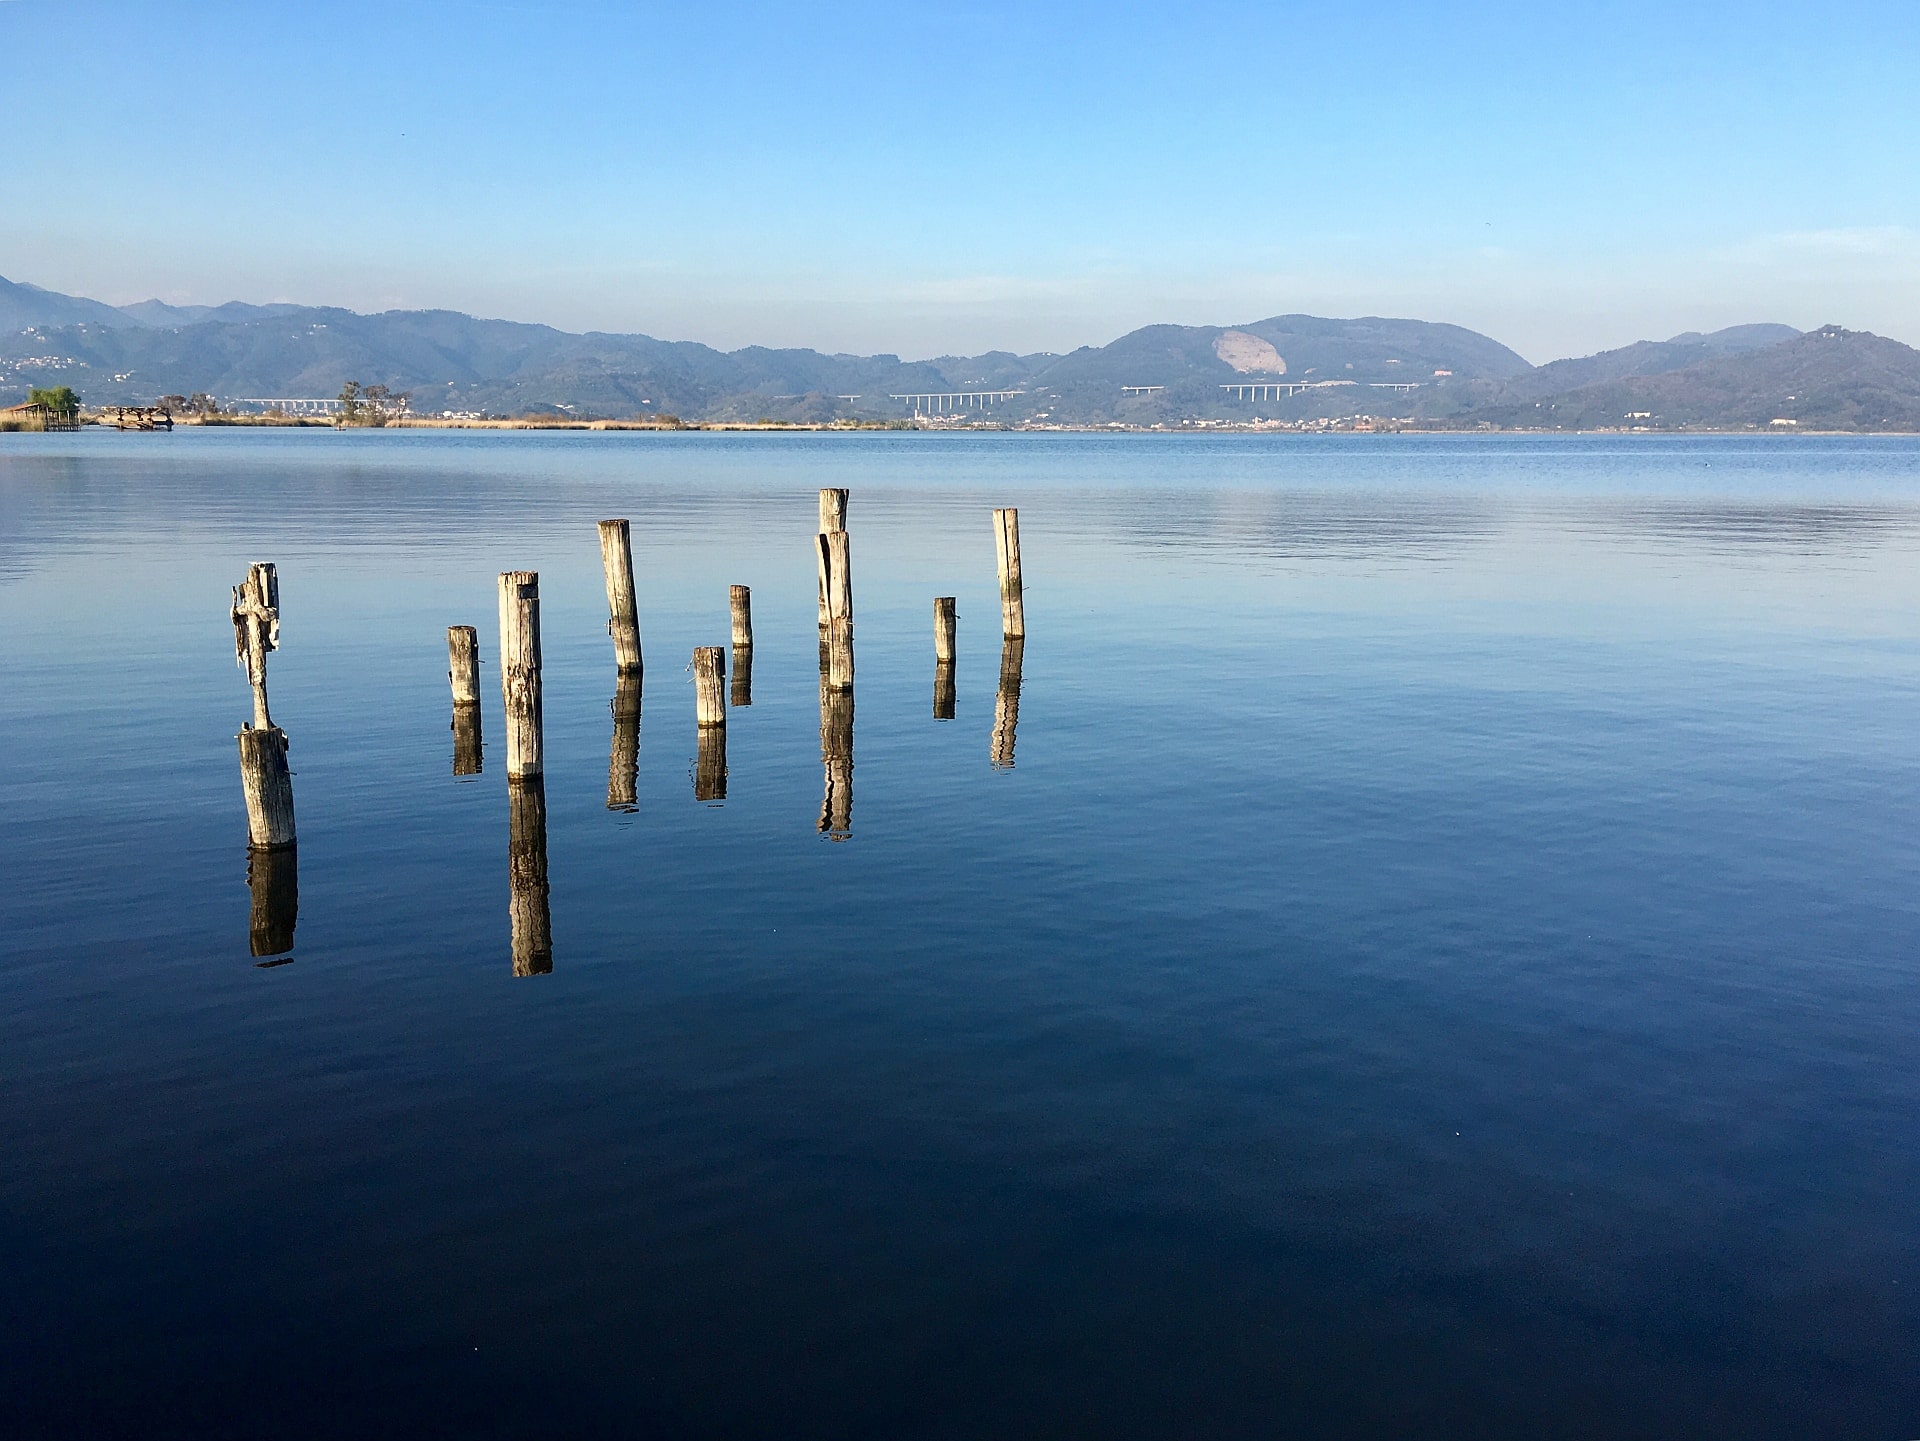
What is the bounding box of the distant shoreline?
[36,414,1916,438]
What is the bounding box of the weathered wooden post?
[730,584,753,650]
[448,625,481,706]
[497,571,543,779]
[598,519,644,673]
[934,596,957,663]
[246,841,298,959]
[819,679,853,838]
[693,646,727,728]
[817,530,854,691]
[991,635,1025,769]
[817,488,848,631]
[992,508,1025,638]
[232,562,296,850]
[695,726,728,802]
[449,623,482,776]
[508,777,552,976]
[608,672,641,811]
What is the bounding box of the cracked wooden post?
[599,519,643,673]
[608,672,641,811]
[693,646,727,728]
[232,562,295,849]
[933,595,957,719]
[730,584,753,650]
[818,530,854,692]
[730,584,754,706]
[448,625,480,705]
[508,777,552,976]
[449,624,482,776]
[498,571,543,780]
[993,508,1025,638]
[817,488,848,631]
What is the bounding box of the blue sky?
[3,0,1916,360]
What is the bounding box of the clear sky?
[4,0,1916,362]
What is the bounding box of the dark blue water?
[4,430,1918,1437]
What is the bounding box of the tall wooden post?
[232,562,295,850]
[992,635,1025,769]
[693,646,727,727]
[818,530,854,691]
[818,488,848,631]
[608,671,641,811]
[993,508,1025,638]
[508,777,552,976]
[599,519,643,673]
[498,571,543,779]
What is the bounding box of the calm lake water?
[3,430,1918,1437]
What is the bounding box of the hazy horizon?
[3,0,1916,362]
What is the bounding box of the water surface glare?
[3,431,1918,1437]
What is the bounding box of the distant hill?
[2,273,1913,429]
[1465,326,1920,431]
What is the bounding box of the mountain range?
[5,274,1918,430]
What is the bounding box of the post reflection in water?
[694,726,728,803]
[508,777,552,976]
[452,703,483,777]
[991,636,1024,769]
[819,676,854,838]
[933,660,956,721]
[607,672,641,811]
[246,845,298,960]
[731,645,753,707]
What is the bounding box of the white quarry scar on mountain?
[1213,331,1287,374]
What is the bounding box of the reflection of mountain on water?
[1580,503,1920,555]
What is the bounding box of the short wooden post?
[498,571,543,779]
[508,778,552,976]
[448,625,480,706]
[991,635,1025,769]
[993,508,1025,638]
[608,671,641,811]
[817,530,854,691]
[693,646,727,727]
[934,596,956,662]
[232,561,295,849]
[731,644,753,708]
[819,680,853,838]
[238,724,297,848]
[247,845,298,958]
[730,584,753,650]
[598,519,643,673]
[817,488,848,630]
[694,726,728,802]
[449,623,483,776]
